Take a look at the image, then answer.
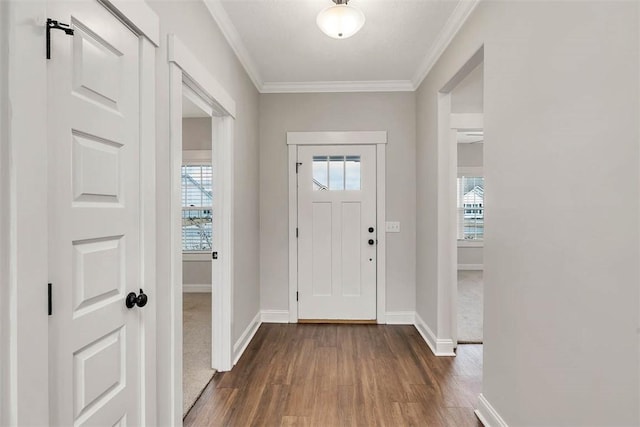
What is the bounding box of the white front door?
[297,145,377,320]
[47,2,146,425]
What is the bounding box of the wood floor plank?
[184,324,483,427]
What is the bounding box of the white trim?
[458,264,484,271]
[168,34,237,118]
[183,83,213,117]
[385,312,415,325]
[288,146,299,323]
[0,1,8,423]
[475,394,509,427]
[261,310,290,323]
[201,0,479,94]
[232,312,262,365]
[262,80,414,94]
[166,34,236,425]
[414,313,456,356]
[287,131,388,146]
[451,113,484,130]
[376,145,387,324]
[183,284,212,293]
[202,0,263,91]
[435,48,485,350]
[4,3,48,424]
[411,0,482,88]
[139,35,158,427]
[101,0,160,46]
[288,133,387,324]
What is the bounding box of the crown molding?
[411,0,482,89]
[203,0,264,91]
[204,0,480,94]
[261,80,415,94]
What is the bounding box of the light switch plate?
[386,221,400,233]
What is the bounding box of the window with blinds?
[182,165,213,251]
[457,176,484,240]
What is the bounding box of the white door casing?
[297,145,377,320]
[287,131,387,323]
[166,33,236,425]
[47,3,147,425]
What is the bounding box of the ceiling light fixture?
[316,0,365,39]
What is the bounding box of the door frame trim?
[165,33,235,425]
[286,131,388,323]
[1,1,159,425]
[436,46,484,351]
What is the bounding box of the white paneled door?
[47,2,146,425]
[297,145,377,320]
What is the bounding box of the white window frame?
[457,166,484,248]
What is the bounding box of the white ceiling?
[205,0,480,92]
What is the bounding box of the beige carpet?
[183,293,215,416]
[457,270,483,343]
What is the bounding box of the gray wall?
[182,118,213,287]
[259,92,416,314]
[149,1,260,422]
[182,117,211,150]
[416,1,638,425]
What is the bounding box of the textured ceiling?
[211,0,472,90]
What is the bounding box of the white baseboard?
[414,313,456,356]
[232,312,261,366]
[261,310,290,323]
[385,311,415,325]
[475,394,508,427]
[458,264,484,271]
[183,284,212,293]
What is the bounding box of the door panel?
[48,2,144,425]
[297,145,376,320]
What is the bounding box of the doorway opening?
[456,129,484,344]
[181,93,214,414]
[449,61,484,346]
[165,34,236,425]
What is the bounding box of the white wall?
[453,63,484,270]
[182,118,213,288]
[0,1,8,423]
[148,1,260,423]
[416,1,639,425]
[2,2,49,425]
[259,92,416,315]
[451,63,483,114]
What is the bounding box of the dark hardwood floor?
[184,324,483,426]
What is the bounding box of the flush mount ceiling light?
[316,0,365,39]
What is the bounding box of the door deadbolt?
[368,227,374,233]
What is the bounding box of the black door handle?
[368,239,375,245]
[126,289,148,309]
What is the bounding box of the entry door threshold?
[298,319,377,324]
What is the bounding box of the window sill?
[457,240,484,248]
[183,252,211,262]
